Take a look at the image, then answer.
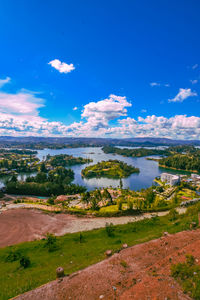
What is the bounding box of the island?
[81,159,139,179]
[45,154,92,167]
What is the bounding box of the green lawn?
[0,210,198,300]
[99,204,118,213]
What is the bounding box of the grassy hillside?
[0,207,198,300]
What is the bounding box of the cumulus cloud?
[0,88,200,140]
[81,94,132,130]
[48,59,75,73]
[190,79,198,84]
[73,106,78,111]
[0,91,44,117]
[169,88,197,103]
[0,77,11,88]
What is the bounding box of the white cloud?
[0,77,11,88]
[150,82,160,87]
[48,59,75,73]
[192,64,198,70]
[150,82,170,87]
[73,106,78,111]
[0,88,200,140]
[0,91,44,117]
[169,88,197,103]
[190,79,198,85]
[81,94,132,130]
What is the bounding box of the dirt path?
[0,207,186,248]
[14,229,200,300]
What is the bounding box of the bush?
[20,255,30,268]
[47,196,56,205]
[44,233,58,252]
[105,223,115,237]
[186,205,199,216]
[171,254,200,299]
[5,248,21,262]
[168,208,179,221]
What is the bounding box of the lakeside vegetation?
[0,152,40,176]
[81,160,139,179]
[102,146,169,157]
[6,167,86,196]
[159,154,200,173]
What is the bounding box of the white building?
[191,173,200,180]
[161,173,180,186]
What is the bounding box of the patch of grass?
[120,260,128,268]
[99,205,118,213]
[0,210,198,300]
[171,254,200,299]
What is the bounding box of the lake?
[33,147,186,191]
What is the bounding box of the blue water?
[35,147,184,191]
[0,147,190,191]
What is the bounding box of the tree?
[144,188,155,207]
[40,162,47,173]
[10,175,18,183]
[119,178,123,189]
[102,188,112,203]
[20,255,30,268]
[44,233,58,252]
[35,172,47,183]
[82,191,90,203]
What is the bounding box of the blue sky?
[0,0,200,139]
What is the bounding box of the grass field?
[0,209,198,300]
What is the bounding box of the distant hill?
[0,136,199,147]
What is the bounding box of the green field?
[0,209,198,300]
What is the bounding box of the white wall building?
[161,173,180,186]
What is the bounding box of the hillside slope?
[14,229,200,300]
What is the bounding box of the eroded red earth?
[15,229,200,300]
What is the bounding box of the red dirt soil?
[14,229,200,300]
[0,209,76,247]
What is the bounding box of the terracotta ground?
[0,208,170,248]
[14,229,200,300]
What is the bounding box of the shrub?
[20,255,30,268]
[47,196,56,205]
[5,248,21,262]
[171,254,200,299]
[168,208,179,221]
[120,260,128,268]
[44,233,58,252]
[127,200,133,210]
[186,254,195,266]
[186,206,199,217]
[79,233,84,243]
[105,223,115,237]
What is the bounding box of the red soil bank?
[15,229,200,300]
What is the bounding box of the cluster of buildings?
[161,173,180,186]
